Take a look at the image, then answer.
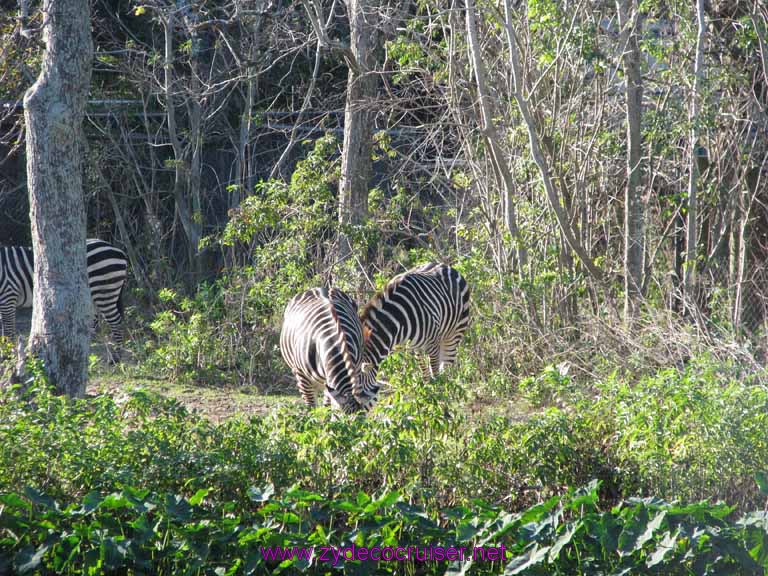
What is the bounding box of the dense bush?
[3,479,768,575]
[3,354,768,510]
[4,348,768,573]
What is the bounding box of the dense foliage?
[3,354,768,573]
[2,1,768,573]
[4,478,768,575]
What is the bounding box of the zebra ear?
[363,325,372,343]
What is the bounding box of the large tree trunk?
[23,0,93,397]
[338,0,378,260]
[616,0,645,320]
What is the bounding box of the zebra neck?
[362,324,399,373]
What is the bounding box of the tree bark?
[684,0,706,311]
[616,0,645,320]
[23,0,93,397]
[338,0,378,259]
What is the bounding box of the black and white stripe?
[356,263,471,407]
[0,238,128,349]
[280,287,364,413]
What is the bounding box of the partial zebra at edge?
[0,238,129,362]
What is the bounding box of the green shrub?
[588,355,768,509]
[3,479,768,575]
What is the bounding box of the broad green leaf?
[0,493,31,510]
[189,488,210,506]
[548,520,582,561]
[14,544,49,575]
[505,544,551,575]
[164,494,192,521]
[646,529,678,568]
[24,487,57,511]
[618,506,649,555]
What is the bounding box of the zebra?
[355,263,471,408]
[280,287,367,414]
[0,238,129,357]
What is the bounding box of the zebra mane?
[360,292,383,326]
[325,288,358,405]
[360,262,438,326]
[360,269,414,327]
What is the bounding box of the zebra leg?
[100,296,125,365]
[0,299,18,342]
[418,355,433,380]
[427,344,442,379]
[437,334,464,373]
[295,373,317,408]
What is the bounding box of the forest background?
[2,1,768,574]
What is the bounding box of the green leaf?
[0,493,31,510]
[164,494,192,521]
[100,493,133,511]
[639,511,667,548]
[189,488,210,506]
[617,506,648,555]
[14,544,49,575]
[505,544,551,574]
[548,520,582,561]
[24,487,57,511]
[755,472,768,497]
[646,529,678,568]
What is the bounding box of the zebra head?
[354,366,384,411]
[352,324,384,410]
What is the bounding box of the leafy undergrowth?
[3,480,768,575]
[2,354,768,573]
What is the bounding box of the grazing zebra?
[0,239,128,354]
[280,287,365,414]
[355,263,471,408]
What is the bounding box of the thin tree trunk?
[338,0,377,260]
[501,0,604,284]
[163,11,202,281]
[733,186,748,332]
[616,0,645,320]
[752,7,768,91]
[685,0,706,310]
[23,0,93,397]
[465,0,528,273]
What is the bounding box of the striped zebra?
[0,238,129,355]
[280,287,365,414]
[355,263,471,408]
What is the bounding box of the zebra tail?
[325,290,359,412]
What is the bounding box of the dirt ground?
[15,308,299,423]
[87,374,300,423]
